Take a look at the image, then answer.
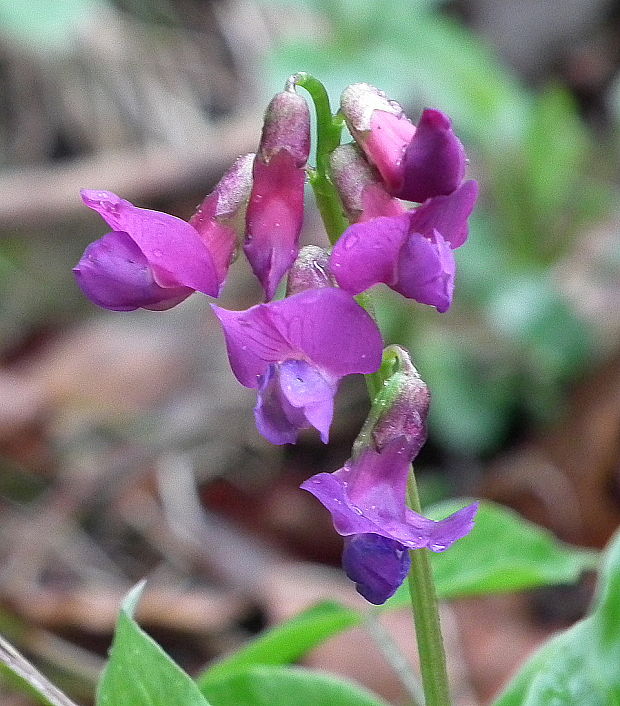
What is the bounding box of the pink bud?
[189,153,254,291]
[245,89,311,300]
[330,144,405,223]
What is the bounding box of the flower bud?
[354,346,429,459]
[286,245,336,296]
[189,153,254,290]
[341,83,415,196]
[330,143,405,223]
[244,89,311,300]
[258,90,311,167]
[341,83,467,203]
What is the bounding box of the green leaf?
[96,582,212,706]
[494,527,620,704]
[387,501,598,607]
[197,600,361,687]
[201,665,389,706]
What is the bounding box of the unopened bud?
[354,346,429,459]
[189,153,254,289]
[330,144,404,222]
[258,90,311,167]
[286,245,336,296]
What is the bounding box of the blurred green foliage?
[262,0,617,455]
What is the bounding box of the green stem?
[286,73,349,244]
[407,474,451,706]
[296,71,451,705]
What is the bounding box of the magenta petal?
[330,215,410,294]
[244,151,305,301]
[399,109,466,203]
[212,288,383,388]
[408,180,478,249]
[80,190,219,296]
[301,440,478,551]
[255,360,336,444]
[342,534,411,604]
[393,230,456,313]
[210,303,290,388]
[73,231,192,311]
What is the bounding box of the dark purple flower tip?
[408,179,479,249]
[255,360,336,444]
[393,229,456,313]
[244,150,306,301]
[301,440,478,551]
[80,189,220,297]
[342,534,411,604]
[73,231,192,311]
[398,109,466,203]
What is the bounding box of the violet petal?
[408,180,478,249]
[393,229,456,313]
[330,215,410,294]
[399,109,466,203]
[73,231,192,311]
[80,189,219,296]
[255,360,336,444]
[342,534,411,604]
[212,288,383,388]
[301,440,478,551]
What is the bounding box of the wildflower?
[244,89,310,301]
[341,83,466,203]
[74,158,252,311]
[211,288,382,444]
[285,245,335,296]
[302,349,477,603]
[330,180,478,312]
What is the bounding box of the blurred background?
[0,0,619,704]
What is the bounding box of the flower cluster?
[73,79,478,603]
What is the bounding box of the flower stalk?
[304,77,453,705]
[286,72,349,243]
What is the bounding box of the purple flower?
[301,438,478,603]
[330,180,478,312]
[340,83,466,203]
[211,288,383,444]
[244,90,310,301]
[75,190,221,311]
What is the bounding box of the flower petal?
[399,109,466,202]
[407,180,478,249]
[393,229,456,313]
[342,534,411,604]
[80,190,219,296]
[73,231,192,311]
[212,288,383,388]
[301,440,478,551]
[244,151,306,301]
[330,215,410,294]
[255,360,336,444]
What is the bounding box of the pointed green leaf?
[96,582,212,706]
[201,665,390,706]
[197,600,362,686]
[495,527,620,704]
